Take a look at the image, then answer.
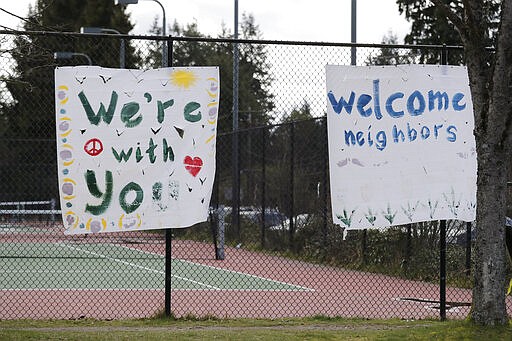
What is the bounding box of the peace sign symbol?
[84,138,104,156]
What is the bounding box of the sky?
[0,0,411,43]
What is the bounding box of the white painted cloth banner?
[55,66,219,234]
[326,65,476,229]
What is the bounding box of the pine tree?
[396,0,500,63]
[0,0,135,201]
[366,30,418,65]
[144,13,275,133]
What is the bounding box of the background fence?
[0,30,510,320]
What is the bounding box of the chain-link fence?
[0,30,509,320]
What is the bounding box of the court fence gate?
[0,29,509,320]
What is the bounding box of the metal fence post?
[289,122,295,251]
[322,117,328,259]
[466,221,472,276]
[232,54,241,242]
[361,229,368,264]
[261,127,267,249]
[404,224,412,274]
[439,44,448,322]
[351,0,357,65]
[212,171,224,260]
[166,35,173,67]
[164,229,172,317]
[164,36,174,318]
[210,208,219,259]
[440,219,447,321]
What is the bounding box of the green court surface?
[0,242,309,291]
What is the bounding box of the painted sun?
[170,70,197,89]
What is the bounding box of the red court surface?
[2,238,510,320]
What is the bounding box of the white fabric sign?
[326,65,476,229]
[55,66,219,234]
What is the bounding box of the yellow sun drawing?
[170,70,197,89]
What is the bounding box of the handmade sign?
[326,65,476,229]
[55,66,219,234]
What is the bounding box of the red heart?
[184,156,203,177]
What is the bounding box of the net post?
[210,208,219,260]
[51,198,56,225]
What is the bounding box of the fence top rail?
[0,209,61,214]
[0,28,466,51]
[0,201,54,206]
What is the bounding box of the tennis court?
[0,241,310,291]
[1,225,500,320]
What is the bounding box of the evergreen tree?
[142,14,275,202]
[267,100,325,219]
[0,0,135,201]
[366,30,418,65]
[396,0,500,63]
[143,13,274,133]
[4,0,135,138]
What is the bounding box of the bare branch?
[430,0,467,40]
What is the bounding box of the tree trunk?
[428,0,512,325]
[472,146,509,325]
[465,0,512,326]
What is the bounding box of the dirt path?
[5,322,433,333]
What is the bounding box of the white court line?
[0,288,164,291]
[116,244,166,258]
[0,288,308,292]
[178,258,314,292]
[58,243,221,290]
[0,270,142,273]
[59,243,163,274]
[2,243,313,291]
[117,244,314,292]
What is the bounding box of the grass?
[0,317,511,340]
